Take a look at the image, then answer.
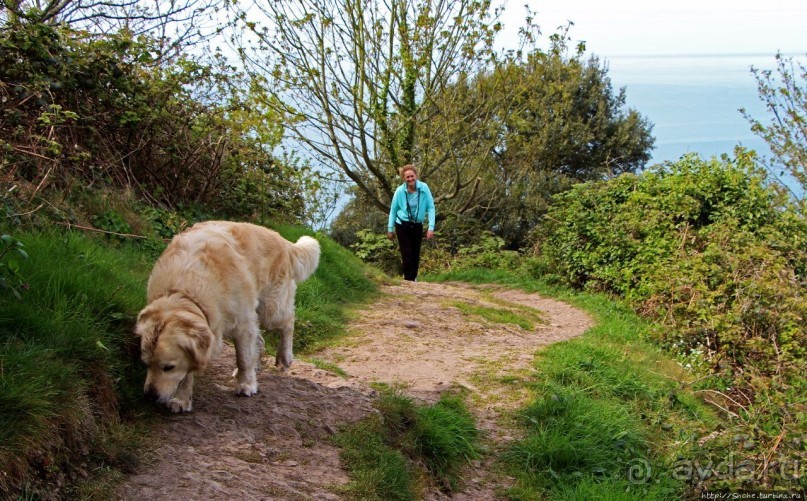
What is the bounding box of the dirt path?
[116,281,593,500]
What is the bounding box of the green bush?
[453,232,522,271]
[0,21,304,224]
[533,151,806,480]
[351,229,400,276]
[537,151,806,378]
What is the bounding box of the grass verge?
[0,229,152,497]
[427,268,724,499]
[447,299,543,330]
[333,388,482,499]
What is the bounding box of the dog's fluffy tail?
[290,235,320,283]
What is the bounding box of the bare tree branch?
[232,0,506,214]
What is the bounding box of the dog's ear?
[135,307,163,360]
[177,322,215,370]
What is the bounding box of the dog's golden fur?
[135,221,320,413]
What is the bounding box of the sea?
[605,53,784,165]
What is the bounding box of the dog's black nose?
[144,387,159,402]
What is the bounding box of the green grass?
[409,393,482,489]
[332,420,417,501]
[335,389,483,497]
[448,300,543,330]
[304,357,349,377]
[0,224,379,498]
[0,229,152,496]
[426,268,720,499]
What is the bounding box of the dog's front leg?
[275,321,294,370]
[167,373,194,413]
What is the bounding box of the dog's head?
[135,295,213,405]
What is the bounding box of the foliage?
[503,31,654,180]
[742,53,807,201]
[0,0,218,61]
[477,30,654,247]
[329,187,391,249]
[93,210,133,239]
[0,21,307,226]
[532,151,806,487]
[232,0,509,217]
[454,232,521,270]
[350,229,400,276]
[536,151,806,375]
[0,234,28,298]
[141,206,190,240]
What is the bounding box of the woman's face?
[403,170,417,189]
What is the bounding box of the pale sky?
[500,0,807,57]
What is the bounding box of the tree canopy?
[232,0,509,215]
[481,33,654,247]
[330,28,655,248]
[232,2,654,245]
[743,52,807,203]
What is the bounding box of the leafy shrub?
[537,151,806,376]
[351,230,400,275]
[141,206,189,240]
[454,232,522,271]
[92,211,132,239]
[0,21,304,224]
[534,151,806,475]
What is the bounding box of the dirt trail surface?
[116,281,593,500]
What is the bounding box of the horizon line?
[600,51,806,59]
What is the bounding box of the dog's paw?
[236,383,258,397]
[275,353,293,370]
[166,398,192,413]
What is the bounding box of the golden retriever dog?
[135,221,320,413]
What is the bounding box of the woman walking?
[387,164,436,281]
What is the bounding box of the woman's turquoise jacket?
[387,180,436,232]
